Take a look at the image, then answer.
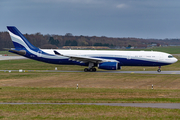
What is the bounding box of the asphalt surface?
[0,103,179,109]
[0,56,27,60]
[1,69,180,74]
[99,70,180,74]
[36,70,180,74]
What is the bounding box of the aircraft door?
[159,54,163,61]
[127,53,131,60]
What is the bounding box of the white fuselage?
[40,49,177,66]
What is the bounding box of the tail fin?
[7,26,38,51]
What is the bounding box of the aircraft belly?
[22,52,171,67]
[120,58,171,66]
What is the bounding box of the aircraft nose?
[173,57,178,63]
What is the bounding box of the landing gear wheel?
[84,68,89,72]
[84,68,96,72]
[92,68,96,72]
[157,66,161,72]
[89,68,96,72]
[89,68,93,72]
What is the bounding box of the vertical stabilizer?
[7,26,38,51]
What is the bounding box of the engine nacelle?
[98,62,119,70]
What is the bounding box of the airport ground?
[0,54,180,119]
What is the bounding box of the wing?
[54,50,118,63]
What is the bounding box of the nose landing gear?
[157,66,161,72]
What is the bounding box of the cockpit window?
[168,55,174,58]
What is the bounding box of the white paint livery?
[7,26,178,72]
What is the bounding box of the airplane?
[7,26,178,72]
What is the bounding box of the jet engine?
[98,62,120,70]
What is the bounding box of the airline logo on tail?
[7,26,55,58]
[7,26,38,51]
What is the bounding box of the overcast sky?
[1,0,180,39]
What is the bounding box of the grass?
[1,72,180,89]
[0,51,9,54]
[0,58,180,103]
[0,56,180,119]
[0,87,179,103]
[0,51,16,56]
[0,60,180,103]
[0,104,179,119]
[146,46,180,54]
[0,59,84,71]
[74,46,180,54]
[98,46,180,54]
[116,46,180,54]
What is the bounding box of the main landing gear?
[84,67,96,72]
[84,63,97,72]
[157,66,161,72]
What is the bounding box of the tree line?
[1,31,180,50]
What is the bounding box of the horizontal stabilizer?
[3,48,12,51]
[9,49,26,55]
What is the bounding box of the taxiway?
[0,56,27,60]
[1,70,180,74]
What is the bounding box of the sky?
[1,0,180,39]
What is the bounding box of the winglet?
[54,50,61,55]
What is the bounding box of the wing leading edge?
[53,50,118,64]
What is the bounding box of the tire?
[89,68,93,72]
[84,68,88,72]
[92,68,96,72]
[157,69,161,72]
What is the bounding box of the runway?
[1,69,180,74]
[100,70,180,74]
[36,70,180,74]
[0,103,179,109]
[0,56,27,60]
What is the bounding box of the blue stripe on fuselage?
[95,57,171,66]
[8,44,171,67]
[12,50,172,67]
[115,57,170,66]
